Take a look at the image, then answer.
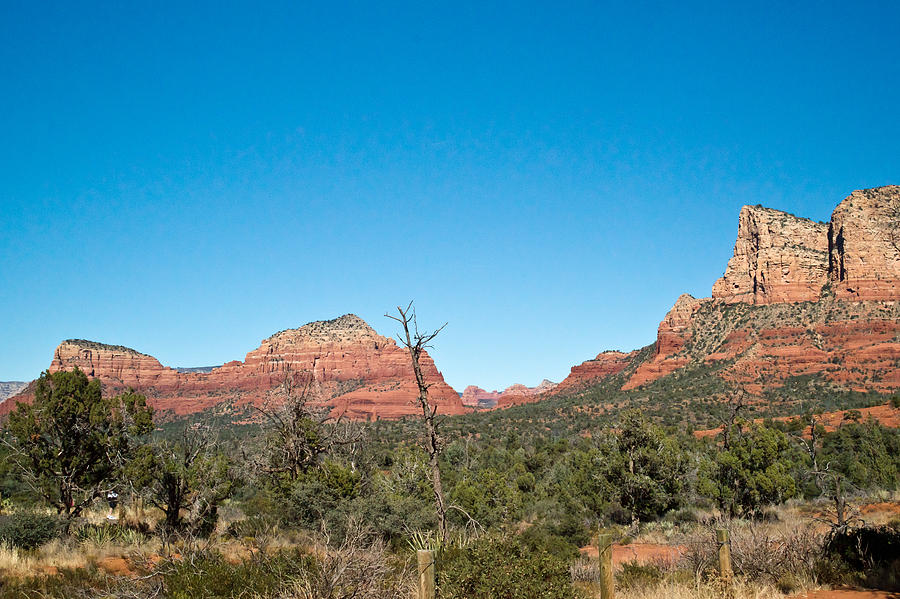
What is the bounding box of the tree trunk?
[389,304,448,543]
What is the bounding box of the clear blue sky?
[1,1,898,391]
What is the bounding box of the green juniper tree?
[3,368,153,523]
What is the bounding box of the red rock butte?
[554,185,900,396]
[461,379,558,409]
[6,314,465,419]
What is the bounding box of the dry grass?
[614,578,791,599]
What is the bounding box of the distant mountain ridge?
[3,314,464,419]
[461,379,557,409]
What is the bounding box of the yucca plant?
[407,529,474,554]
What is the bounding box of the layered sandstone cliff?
[20,315,465,419]
[829,186,900,300]
[711,207,829,304]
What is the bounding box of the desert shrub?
[663,506,702,524]
[0,512,62,550]
[279,523,412,599]
[224,514,280,540]
[520,524,580,560]
[438,534,575,599]
[820,526,900,590]
[75,522,148,546]
[617,561,665,590]
[161,549,314,599]
[682,523,822,584]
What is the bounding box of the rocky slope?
[6,315,465,419]
[553,186,900,398]
[0,382,27,402]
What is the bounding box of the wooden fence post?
[417,549,435,599]
[716,528,733,586]
[597,532,615,599]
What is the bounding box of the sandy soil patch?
[579,543,686,567]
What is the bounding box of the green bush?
[438,535,576,599]
[616,561,664,590]
[161,549,314,599]
[0,512,62,550]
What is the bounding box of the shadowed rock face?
[555,186,900,397]
[829,186,900,301]
[14,314,465,419]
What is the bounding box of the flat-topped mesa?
[829,185,900,301]
[712,205,829,304]
[49,339,174,387]
[546,185,900,401]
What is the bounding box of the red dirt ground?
[860,502,900,517]
[96,556,134,576]
[579,543,685,567]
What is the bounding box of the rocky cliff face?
[19,314,465,419]
[829,186,900,300]
[711,206,829,304]
[552,186,900,399]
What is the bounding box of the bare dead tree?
[790,413,863,534]
[253,369,362,482]
[386,302,449,543]
[715,388,746,450]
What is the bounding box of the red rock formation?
[461,386,501,407]
[552,185,900,400]
[16,315,466,419]
[829,186,900,301]
[461,380,558,409]
[554,351,637,393]
[711,206,828,304]
[493,379,559,409]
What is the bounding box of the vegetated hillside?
[1,314,464,420]
[543,185,900,422]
